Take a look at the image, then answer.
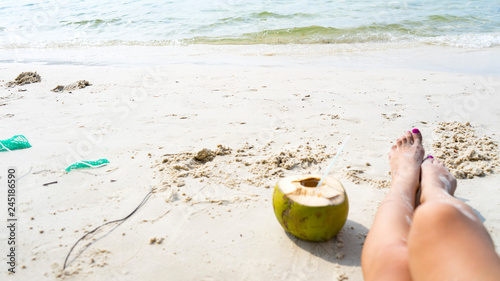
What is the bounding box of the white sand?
[1,46,500,280]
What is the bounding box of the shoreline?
[1,44,500,75]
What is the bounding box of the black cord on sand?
[63,187,153,270]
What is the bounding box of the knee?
[411,200,476,241]
[413,201,460,229]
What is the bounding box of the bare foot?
[420,157,457,204]
[389,129,425,194]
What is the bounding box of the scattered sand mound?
[154,122,499,195]
[52,80,91,92]
[154,142,335,192]
[432,122,499,179]
[6,71,41,87]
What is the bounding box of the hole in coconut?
[299,177,320,188]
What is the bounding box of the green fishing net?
[0,135,32,152]
[65,159,110,172]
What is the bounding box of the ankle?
[419,184,451,204]
[391,178,419,192]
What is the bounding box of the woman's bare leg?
[362,130,424,281]
[408,158,500,281]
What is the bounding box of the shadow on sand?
[285,219,369,267]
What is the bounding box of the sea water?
[0,0,499,49]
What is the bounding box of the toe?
[405,131,413,144]
[411,128,423,145]
[389,144,397,159]
[397,138,404,147]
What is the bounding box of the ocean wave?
[1,31,499,50]
[187,25,414,44]
[60,18,123,27]
[1,20,499,49]
[421,33,500,48]
[251,11,315,19]
[186,25,500,47]
[189,11,317,34]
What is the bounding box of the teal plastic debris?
[0,135,32,152]
[65,159,109,172]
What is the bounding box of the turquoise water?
[0,0,499,48]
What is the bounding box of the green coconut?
[272,175,349,242]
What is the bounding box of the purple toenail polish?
[412,128,420,134]
[427,155,433,159]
